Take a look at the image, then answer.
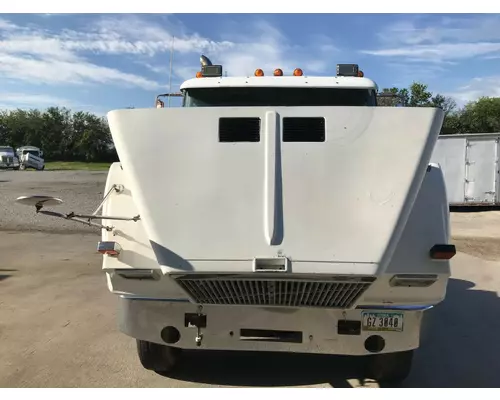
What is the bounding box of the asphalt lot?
[1,170,499,388]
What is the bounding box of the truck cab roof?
[180,76,378,91]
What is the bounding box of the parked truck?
[16,57,455,385]
[16,146,45,171]
[0,146,20,170]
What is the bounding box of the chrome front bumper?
[117,296,430,356]
[0,162,19,168]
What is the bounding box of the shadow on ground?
[451,205,500,212]
[0,269,17,282]
[155,278,500,388]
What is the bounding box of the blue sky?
[1,13,500,115]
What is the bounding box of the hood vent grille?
[219,117,261,142]
[283,117,325,142]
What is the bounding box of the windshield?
[183,87,377,107]
[0,147,14,153]
[23,150,39,156]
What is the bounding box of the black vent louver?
[283,117,326,142]
[219,117,261,142]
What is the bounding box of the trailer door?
[431,137,467,204]
[465,138,498,204]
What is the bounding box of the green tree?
[378,81,459,133]
[0,106,117,162]
[457,97,500,133]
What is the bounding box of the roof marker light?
[196,71,203,78]
[274,68,283,76]
[255,69,264,77]
[293,68,303,76]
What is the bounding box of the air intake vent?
[175,275,375,309]
[219,117,261,142]
[283,117,325,142]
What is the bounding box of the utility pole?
[168,36,175,108]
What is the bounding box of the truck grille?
[175,275,374,309]
[1,156,13,163]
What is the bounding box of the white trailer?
[431,133,500,206]
[15,57,455,385]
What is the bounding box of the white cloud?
[363,42,500,61]
[0,17,166,89]
[0,53,160,89]
[364,15,500,63]
[0,15,337,92]
[0,92,109,116]
[445,76,500,106]
[193,20,336,79]
[0,92,75,110]
[0,18,18,31]
[0,15,236,90]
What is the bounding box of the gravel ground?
[1,170,500,388]
[0,170,106,234]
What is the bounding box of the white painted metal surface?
[102,162,451,308]
[431,137,466,204]
[180,76,378,90]
[430,133,500,205]
[118,298,426,355]
[465,138,498,203]
[107,106,443,275]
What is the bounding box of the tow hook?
[184,305,206,347]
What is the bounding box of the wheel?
[13,166,20,171]
[136,339,182,373]
[19,164,26,170]
[364,350,413,385]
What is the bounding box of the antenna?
[168,36,175,108]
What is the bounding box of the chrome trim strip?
[119,295,191,303]
[356,304,434,311]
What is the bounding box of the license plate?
[362,312,404,332]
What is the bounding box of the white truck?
[16,146,45,171]
[0,146,20,170]
[16,57,455,385]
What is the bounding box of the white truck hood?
[107,106,443,274]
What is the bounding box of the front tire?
[136,339,181,373]
[364,350,413,385]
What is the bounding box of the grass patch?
[45,161,112,171]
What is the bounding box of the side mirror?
[16,195,63,211]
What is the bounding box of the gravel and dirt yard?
[0,170,499,388]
